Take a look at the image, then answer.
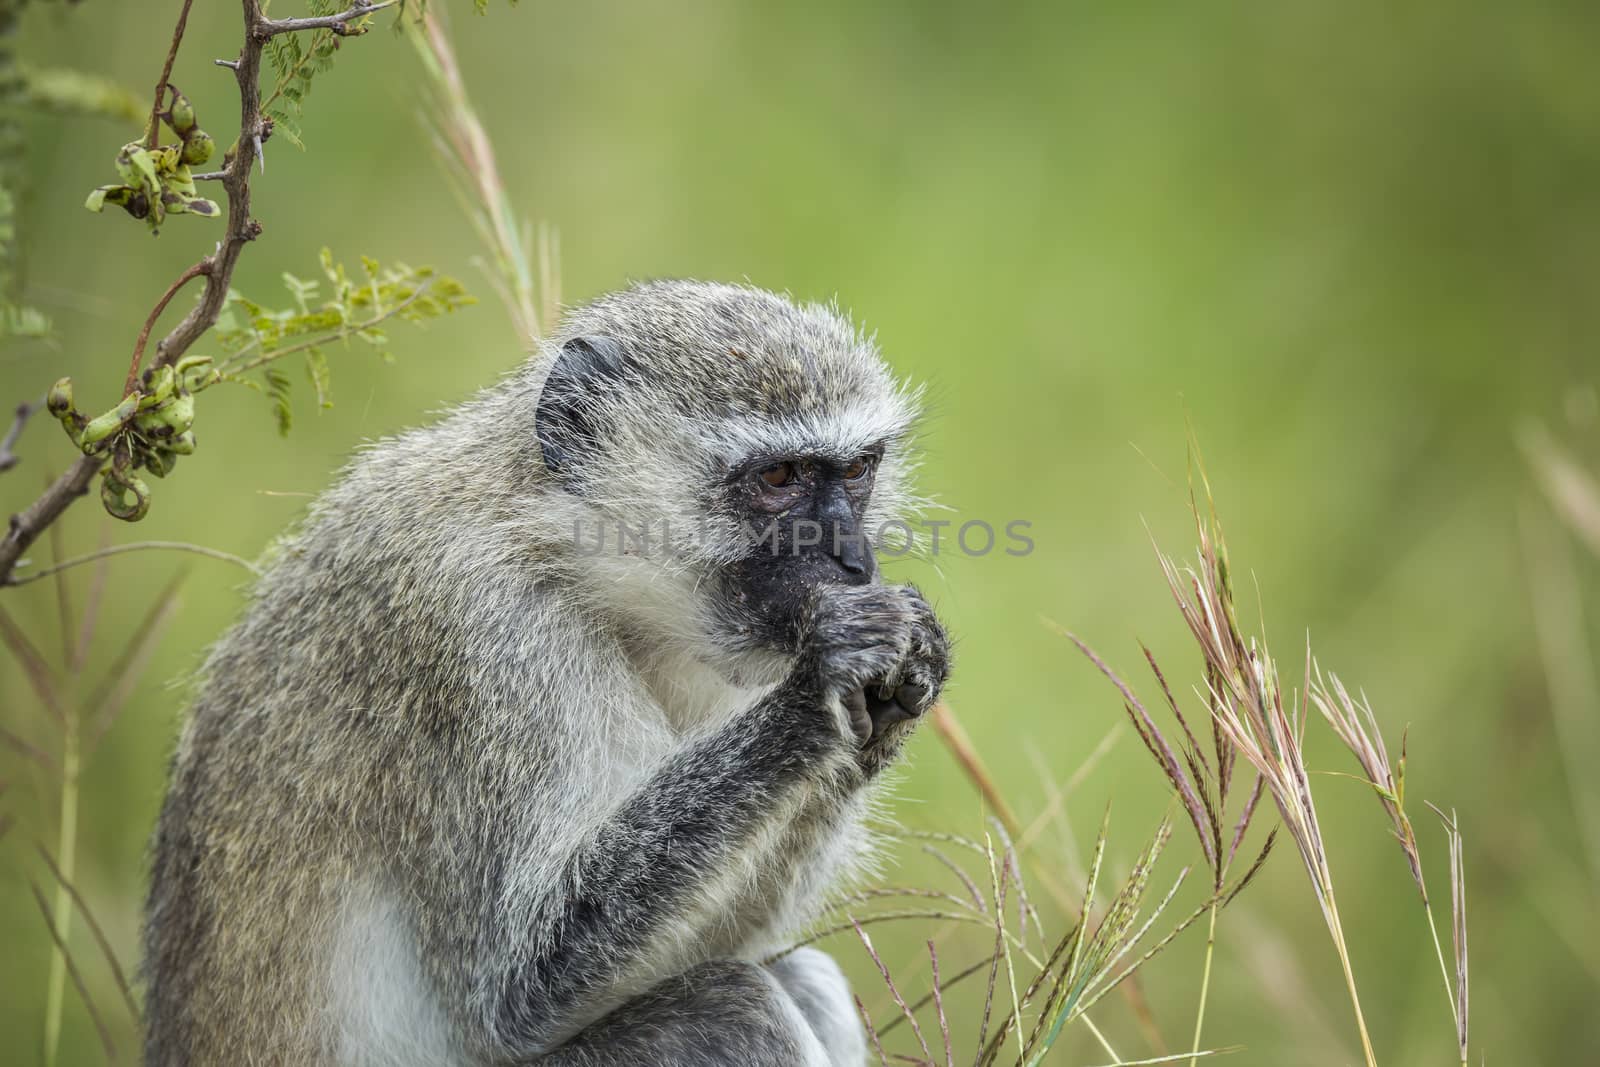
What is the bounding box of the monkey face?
[718,449,884,650]
[528,285,921,670]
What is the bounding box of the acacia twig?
[0,399,40,472]
[260,0,397,36]
[124,259,210,397]
[145,0,197,149]
[0,0,384,585]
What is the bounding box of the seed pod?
[164,84,197,137]
[144,450,180,478]
[47,378,74,417]
[80,394,140,449]
[101,467,151,522]
[181,130,215,167]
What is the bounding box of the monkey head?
[529,281,922,673]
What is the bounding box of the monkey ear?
[536,335,631,490]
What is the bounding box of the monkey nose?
[834,528,872,577]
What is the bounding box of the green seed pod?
[145,393,196,436]
[47,378,74,417]
[101,468,151,522]
[80,394,140,449]
[165,429,196,456]
[144,449,179,478]
[181,129,215,166]
[165,85,197,136]
[161,191,220,218]
[141,366,177,407]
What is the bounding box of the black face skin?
[719,447,936,746]
[721,448,882,650]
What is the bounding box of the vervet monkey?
[144,281,950,1065]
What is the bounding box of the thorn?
[214,58,240,70]
[254,132,265,174]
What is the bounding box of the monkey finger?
[842,689,873,744]
[894,681,930,716]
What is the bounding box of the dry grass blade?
[1221,829,1276,909]
[772,909,997,960]
[27,881,116,1061]
[1063,529,1277,1067]
[70,527,114,677]
[879,956,999,1039]
[1,724,59,773]
[1055,625,1217,874]
[50,522,75,666]
[1021,814,1174,1065]
[924,843,988,912]
[1154,484,1376,1066]
[1225,773,1264,869]
[1141,641,1210,779]
[1075,891,1219,1019]
[1309,661,1468,1060]
[854,917,933,1064]
[985,836,1027,1065]
[930,701,1024,838]
[1081,1048,1244,1066]
[84,568,186,755]
[858,994,891,1067]
[1308,667,1426,903]
[1427,802,1470,1066]
[988,817,1044,948]
[36,844,140,1023]
[928,941,954,1067]
[410,7,544,343]
[836,886,989,912]
[973,851,1012,1064]
[0,603,66,723]
[1079,862,1191,1010]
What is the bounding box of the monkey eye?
[758,461,796,488]
[843,455,874,481]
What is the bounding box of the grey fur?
[142,280,949,1065]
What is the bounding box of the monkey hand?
[799,583,950,759]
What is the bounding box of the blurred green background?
[5,1,1600,1063]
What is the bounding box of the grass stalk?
[1187,901,1219,1067]
[1424,904,1459,1056]
[1083,1013,1122,1062]
[1324,896,1377,1067]
[42,712,79,1067]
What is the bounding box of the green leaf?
[264,368,293,436]
[270,113,305,150]
[305,348,332,409]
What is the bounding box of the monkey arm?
[487,679,856,1056]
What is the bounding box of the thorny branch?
[0,400,41,472]
[261,0,397,36]
[0,0,389,586]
